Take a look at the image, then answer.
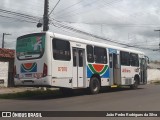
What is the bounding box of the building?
[0,48,15,87]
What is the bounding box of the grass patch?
[150,80,160,85]
[153,81,160,85]
[0,89,60,99]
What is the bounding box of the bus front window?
[16,33,45,60]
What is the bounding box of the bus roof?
[48,32,144,55]
[22,31,143,55]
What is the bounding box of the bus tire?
[130,78,138,89]
[89,77,100,94]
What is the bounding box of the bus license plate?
[25,74,32,78]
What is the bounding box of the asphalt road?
[0,84,160,120]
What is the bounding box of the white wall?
[0,62,9,87]
[147,69,160,82]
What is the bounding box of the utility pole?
[2,33,11,48]
[154,29,160,49]
[43,0,49,31]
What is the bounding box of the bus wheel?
[89,77,100,94]
[130,78,138,89]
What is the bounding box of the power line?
[0,8,40,21]
[55,0,99,18]
[51,19,154,51]
[50,19,160,47]
[99,0,160,28]
[0,14,37,23]
[54,0,158,30]
[56,0,122,19]
[54,0,85,15]
[51,20,160,28]
[0,1,44,16]
[49,0,61,16]
[0,2,157,52]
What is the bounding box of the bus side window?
[130,53,139,67]
[86,45,94,63]
[120,51,130,66]
[109,54,113,68]
[94,46,107,64]
[79,50,83,67]
[53,39,71,61]
[73,49,77,66]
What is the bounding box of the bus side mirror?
[145,56,149,64]
[144,56,149,64]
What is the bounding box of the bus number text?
[58,67,67,72]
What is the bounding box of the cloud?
[1,0,160,60]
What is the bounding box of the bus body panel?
[87,63,110,86]
[14,33,52,86]
[121,66,139,85]
[14,32,148,89]
[51,60,73,88]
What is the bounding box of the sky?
[1,0,160,60]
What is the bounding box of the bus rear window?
[16,33,45,60]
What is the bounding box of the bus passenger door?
[72,48,85,88]
[113,53,121,85]
[109,53,114,85]
[109,48,121,85]
[140,58,147,84]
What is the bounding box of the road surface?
[0,84,160,120]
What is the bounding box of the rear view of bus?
[14,32,51,87]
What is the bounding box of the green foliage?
[0,89,60,99]
[153,81,160,85]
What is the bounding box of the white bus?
[14,32,148,94]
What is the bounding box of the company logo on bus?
[122,68,131,73]
[87,64,109,78]
[21,63,37,73]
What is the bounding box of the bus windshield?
[16,33,45,60]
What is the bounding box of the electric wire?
[49,0,61,16]
[56,0,122,19]
[0,1,159,52]
[0,14,37,23]
[51,19,154,51]
[54,0,85,15]
[0,8,40,20]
